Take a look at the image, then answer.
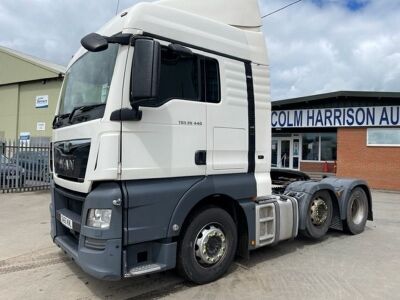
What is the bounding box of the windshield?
[58,44,119,115]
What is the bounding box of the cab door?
[121,43,207,180]
[206,57,249,174]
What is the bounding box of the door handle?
[195,150,207,165]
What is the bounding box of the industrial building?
[272,91,400,191]
[0,46,65,143]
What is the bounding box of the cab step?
[127,263,166,277]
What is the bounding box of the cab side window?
[158,47,199,103]
[141,46,220,107]
[202,58,220,103]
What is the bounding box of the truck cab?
[50,0,372,284]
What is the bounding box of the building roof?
[272,91,400,107]
[0,46,66,85]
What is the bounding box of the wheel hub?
[195,224,226,266]
[310,198,328,226]
[351,196,365,225]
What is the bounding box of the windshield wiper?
[68,103,106,124]
[52,103,106,128]
[52,112,71,129]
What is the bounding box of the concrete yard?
[0,190,399,300]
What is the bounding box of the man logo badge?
[59,158,74,172]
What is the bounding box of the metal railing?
[0,140,50,193]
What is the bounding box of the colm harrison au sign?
[272,106,400,128]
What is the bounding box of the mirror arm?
[106,34,152,46]
[105,33,133,45]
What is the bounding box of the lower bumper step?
[127,263,166,277]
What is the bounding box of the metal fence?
[0,140,50,193]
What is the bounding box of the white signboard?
[272,106,400,128]
[19,132,30,146]
[20,132,30,141]
[36,122,46,131]
[35,95,49,108]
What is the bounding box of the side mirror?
[130,39,161,106]
[81,33,108,52]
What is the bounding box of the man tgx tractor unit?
[50,0,373,284]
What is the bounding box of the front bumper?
[54,235,122,280]
[50,181,123,280]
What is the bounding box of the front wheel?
[299,190,333,239]
[345,187,369,235]
[177,207,237,284]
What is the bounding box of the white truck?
[50,0,373,284]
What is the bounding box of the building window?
[302,133,337,161]
[321,133,337,160]
[367,128,400,146]
[302,133,320,161]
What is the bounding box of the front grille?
[54,185,86,245]
[67,198,83,216]
[54,139,91,182]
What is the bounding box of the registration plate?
[6,176,17,180]
[60,214,73,229]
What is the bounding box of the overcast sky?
[0,0,399,100]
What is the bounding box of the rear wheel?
[177,207,237,284]
[345,187,368,235]
[300,190,333,239]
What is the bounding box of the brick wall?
[337,128,400,191]
[300,161,336,173]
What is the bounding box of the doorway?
[271,137,300,170]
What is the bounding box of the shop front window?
[271,140,278,167]
[302,133,320,161]
[321,133,337,160]
[302,133,337,161]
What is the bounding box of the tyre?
[177,207,237,284]
[299,190,333,239]
[345,187,369,235]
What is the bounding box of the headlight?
[86,209,112,229]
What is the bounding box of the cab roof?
[123,0,268,64]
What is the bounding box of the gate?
[0,140,50,193]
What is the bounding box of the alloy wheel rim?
[194,223,227,266]
[351,196,365,225]
[310,198,328,226]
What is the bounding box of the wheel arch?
[168,174,257,237]
[356,184,373,221]
[321,177,373,221]
[286,177,373,230]
[285,181,340,231]
[178,194,251,257]
[167,174,257,257]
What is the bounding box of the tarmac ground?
[0,190,399,300]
